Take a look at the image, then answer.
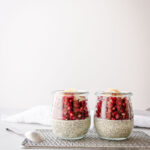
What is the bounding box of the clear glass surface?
[51,90,91,140]
[94,91,134,140]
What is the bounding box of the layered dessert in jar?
[51,89,90,140]
[94,89,134,140]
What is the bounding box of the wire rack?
[22,129,150,149]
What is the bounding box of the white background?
[0,0,150,110]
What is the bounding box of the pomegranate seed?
[112,97,117,101]
[69,99,73,103]
[63,111,67,116]
[69,111,74,117]
[107,102,113,108]
[120,109,124,113]
[95,113,98,117]
[80,100,86,106]
[116,98,122,105]
[67,106,72,111]
[106,113,111,119]
[107,108,112,113]
[122,102,126,107]
[70,116,75,120]
[73,100,80,108]
[73,108,80,113]
[84,106,88,111]
[77,113,82,119]
[122,112,126,115]
[82,116,85,119]
[112,107,116,111]
[85,111,89,117]
[67,103,71,106]
[115,114,120,120]
[80,107,84,112]
[62,116,66,120]
[117,105,121,110]
[112,111,117,117]
[97,114,100,118]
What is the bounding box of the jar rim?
[95,91,132,96]
[52,90,89,94]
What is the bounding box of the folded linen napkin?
[134,109,150,128]
[1,105,52,125]
[1,106,150,128]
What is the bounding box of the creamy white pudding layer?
[94,117,134,139]
[52,117,91,139]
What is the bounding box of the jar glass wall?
[51,90,91,140]
[94,90,134,140]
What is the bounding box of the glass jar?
[94,91,134,140]
[51,90,91,140]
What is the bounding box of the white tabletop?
[0,108,150,150]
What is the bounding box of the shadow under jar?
[94,91,134,140]
[51,90,91,140]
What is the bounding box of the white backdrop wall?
[0,0,150,110]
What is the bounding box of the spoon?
[6,128,44,143]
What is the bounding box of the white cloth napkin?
[1,106,150,128]
[1,105,52,125]
[134,109,150,128]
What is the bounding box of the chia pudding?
[51,90,90,139]
[94,89,134,140]
[94,118,133,139]
[52,117,90,139]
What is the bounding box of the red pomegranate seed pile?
[61,95,89,120]
[95,96,103,118]
[95,96,132,120]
